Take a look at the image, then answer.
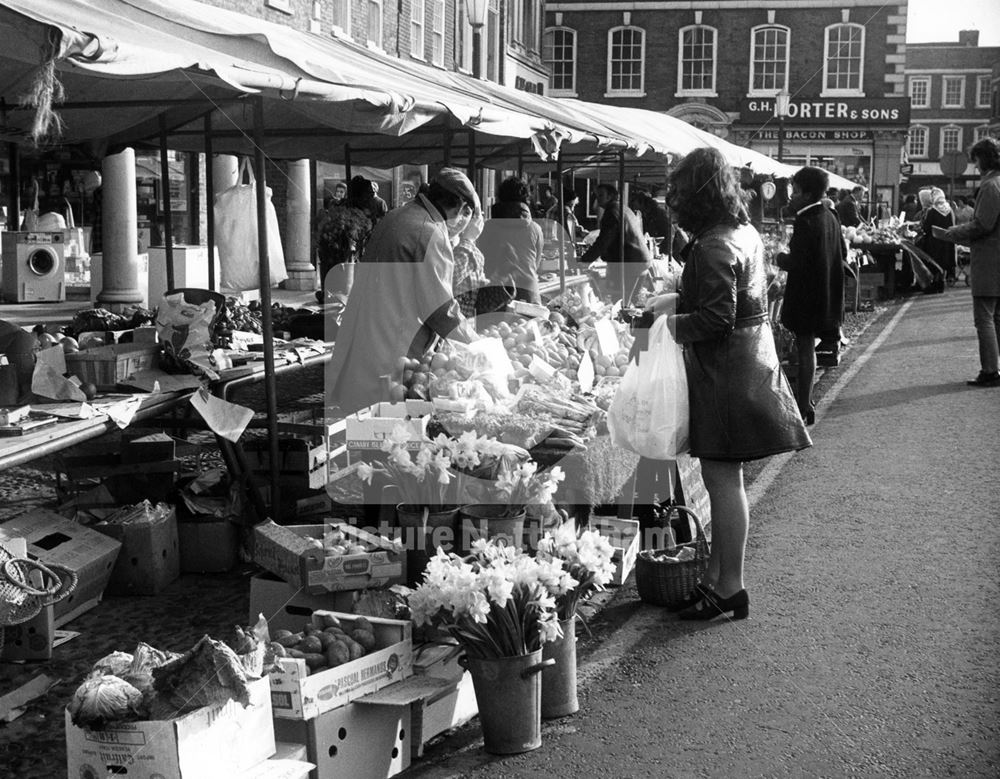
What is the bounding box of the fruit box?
[268,610,413,720]
[64,343,160,390]
[252,520,405,595]
[345,401,433,453]
[591,516,641,586]
[65,676,275,779]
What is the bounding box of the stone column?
[96,148,143,310]
[283,159,317,291]
[212,154,239,192]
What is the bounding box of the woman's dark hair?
[666,147,747,234]
[969,137,1000,171]
[496,177,530,204]
[562,188,578,205]
[596,183,618,200]
[791,166,830,201]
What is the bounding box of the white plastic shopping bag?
[214,158,288,291]
[607,316,689,459]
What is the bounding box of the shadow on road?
[825,380,971,415]
[873,333,973,354]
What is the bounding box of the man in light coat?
[327,169,479,414]
[934,138,1000,387]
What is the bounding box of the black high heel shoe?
[678,588,750,621]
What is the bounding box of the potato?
[353,617,374,634]
[272,629,294,641]
[346,640,365,661]
[276,632,303,648]
[303,653,327,670]
[319,613,342,629]
[318,632,338,649]
[298,635,323,654]
[286,648,306,659]
[325,644,350,668]
[269,642,288,658]
[350,629,376,652]
[323,626,345,636]
[303,623,320,635]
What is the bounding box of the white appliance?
[1,231,67,302]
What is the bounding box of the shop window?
[456,1,472,72]
[677,25,716,96]
[974,125,990,143]
[749,25,789,94]
[976,75,991,109]
[487,0,500,82]
[430,0,445,66]
[367,0,382,49]
[544,27,577,96]
[907,126,928,159]
[330,0,350,36]
[410,0,425,58]
[607,26,645,97]
[942,76,964,108]
[908,77,929,109]
[823,23,864,96]
[940,125,962,155]
[265,0,291,12]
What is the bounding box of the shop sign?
[755,129,873,141]
[741,97,910,125]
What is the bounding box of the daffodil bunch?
[535,522,616,620]
[487,461,566,517]
[356,424,456,510]
[407,540,577,659]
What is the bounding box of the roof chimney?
[958,29,979,47]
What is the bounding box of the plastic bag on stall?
[156,292,219,379]
[447,337,516,405]
[214,158,288,291]
[607,316,689,459]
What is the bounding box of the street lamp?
[465,0,487,79]
[774,89,791,163]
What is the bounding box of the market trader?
[327,168,479,414]
[579,184,652,303]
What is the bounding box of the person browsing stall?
[644,147,811,621]
[580,184,652,302]
[933,137,1000,387]
[774,166,846,424]
[327,168,479,414]
[478,177,545,307]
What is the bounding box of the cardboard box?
[409,643,478,758]
[64,343,160,390]
[248,571,357,635]
[0,537,55,661]
[345,401,433,453]
[591,516,640,586]
[121,432,177,463]
[93,507,180,596]
[273,697,411,779]
[268,610,413,720]
[238,742,313,779]
[178,516,240,573]
[0,509,120,626]
[253,521,405,595]
[66,676,275,779]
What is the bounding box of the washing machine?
[1,231,67,302]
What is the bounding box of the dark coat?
[776,201,846,335]
[919,207,957,274]
[580,201,651,264]
[836,194,861,227]
[479,200,544,303]
[674,224,811,461]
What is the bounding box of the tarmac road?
[405,286,1000,778]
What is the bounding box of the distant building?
[544,0,911,209]
[904,30,1000,197]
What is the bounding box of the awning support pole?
[443,126,453,166]
[344,144,352,183]
[204,114,216,291]
[556,148,566,295]
[467,130,477,182]
[517,145,524,179]
[253,95,281,520]
[618,150,627,304]
[8,143,20,233]
[159,114,175,291]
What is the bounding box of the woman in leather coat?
[645,147,811,621]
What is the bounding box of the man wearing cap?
[328,168,479,414]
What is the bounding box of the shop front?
[734,97,910,215]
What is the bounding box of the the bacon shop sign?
[740,97,910,125]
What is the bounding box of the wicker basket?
[0,542,77,652]
[635,505,709,609]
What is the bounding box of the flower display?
[356,426,456,511]
[535,522,616,621]
[407,540,577,659]
[489,461,566,517]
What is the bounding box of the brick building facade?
[903,30,1000,199]
[544,0,912,209]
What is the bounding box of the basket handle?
[1,558,65,597]
[664,504,708,543]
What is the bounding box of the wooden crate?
[64,343,160,389]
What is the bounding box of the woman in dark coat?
[477,177,545,307]
[776,166,846,424]
[918,187,957,283]
[645,147,810,621]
